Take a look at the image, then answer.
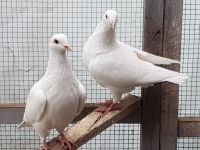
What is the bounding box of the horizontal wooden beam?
[0,103,100,124]
[0,103,25,108]
[46,95,141,149]
[1,100,200,138]
[178,117,200,137]
[0,96,141,124]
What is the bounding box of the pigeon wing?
[76,78,86,115]
[88,46,186,88]
[133,48,180,65]
[23,85,47,124]
[118,41,180,65]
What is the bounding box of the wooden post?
[141,0,183,150]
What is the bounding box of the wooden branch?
[45,95,140,150]
[178,117,200,137]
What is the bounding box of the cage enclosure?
[0,0,200,150]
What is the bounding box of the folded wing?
[17,85,47,128]
[88,46,187,89]
[76,78,86,115]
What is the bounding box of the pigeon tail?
[164,74,188,85]
[17,121,30,129]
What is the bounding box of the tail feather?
[164,74,188,85]
[134,49,180,65]
[17,121,30,129]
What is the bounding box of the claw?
[95,99,113,113]
[96,100,121,120]
[90,100,122,128]
[99,102,119,118]
[40,144,52,150]
[56,134,77,150]
[95,106,108,113]
[103,99,114,107]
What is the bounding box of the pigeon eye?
[54,39,59,44]
[105,14,108,19]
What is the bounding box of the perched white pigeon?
[82,10,187,112]
[17,34,86,150]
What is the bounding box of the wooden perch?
[46,95,140,150]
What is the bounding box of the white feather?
[17,121,30,129]
[18,34,86,143]
[133,48,180,65]
[83,10,187,103]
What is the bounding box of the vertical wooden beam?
[141,0,183,150]
[141,1,164,149]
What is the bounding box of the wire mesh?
[177,0,200,149]
[0,0,143,104]
[0,0,143,149]
[177,138,200,150]
[179,0,200,117]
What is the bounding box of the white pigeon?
[17,34,86,150]
[82,10,187,112]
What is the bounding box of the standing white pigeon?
[82,10,187,113]
[17,34,86,150]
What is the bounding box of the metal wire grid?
[177,0,200,149]
[0,0,143,149]
[177,138,200,150]
[0,124,140,150]
[80,124,140,150]
[0,0,143,104]
[179,0,200,117]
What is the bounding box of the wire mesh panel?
[0,0,143,149]
[179,0,200,117]
[81,124,140,150]
[0,0,143,104]
[177,0,200,149]
[178,138,200,150]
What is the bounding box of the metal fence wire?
[178,0,200,149]
[0,0,199,149]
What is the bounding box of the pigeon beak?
[64,45,72,51]
[111,22,116,30]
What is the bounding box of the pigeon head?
[49,34,72,52]
[102,10,118,30]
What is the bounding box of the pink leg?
[95,99,112,113]
[97,102,121,119]
[96,100,121,114]
[104,102,118,113]
[56,134,77,150]
[40,144,52,150]
[103,99,114,107]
